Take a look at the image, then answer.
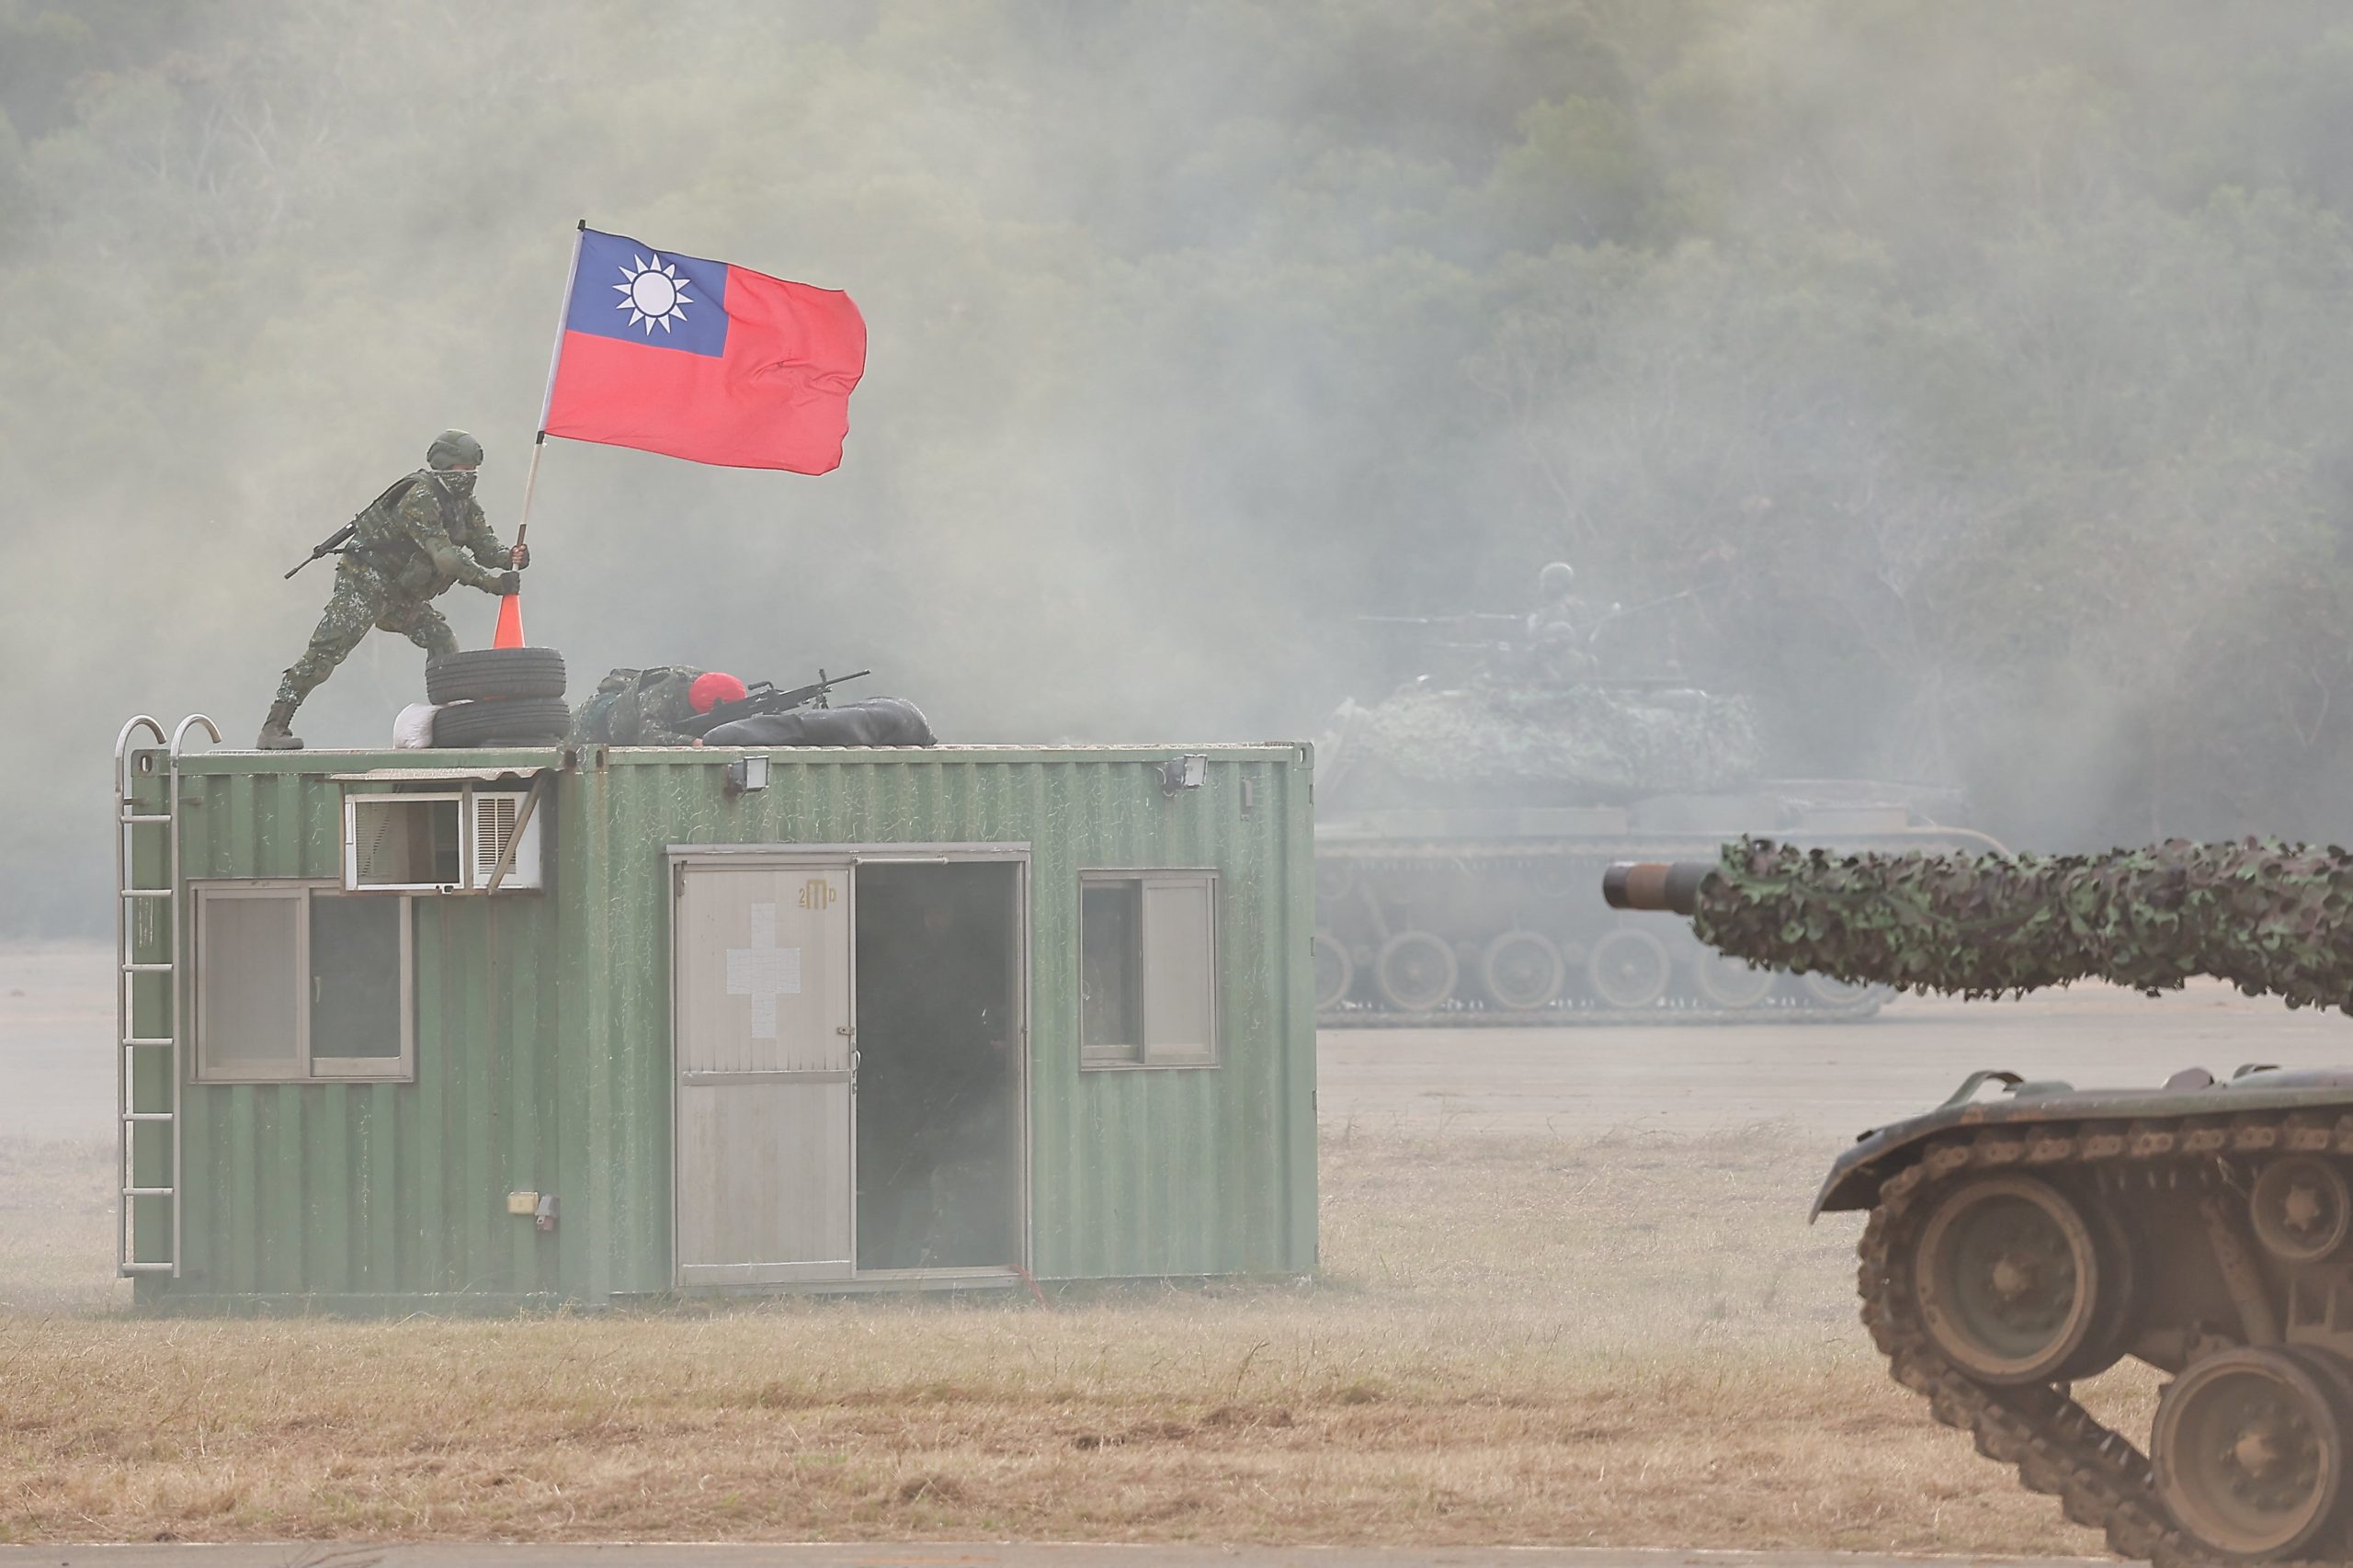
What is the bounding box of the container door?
[674,862,855,1285]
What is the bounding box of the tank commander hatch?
[1525,561,1598,680]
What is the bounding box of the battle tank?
[1314,668,1997,1026]
[1605,837,2353,1564]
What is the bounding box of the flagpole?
[515,220,587,551]
[514,436,548,551]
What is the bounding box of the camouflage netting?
[1690,836,2353,1015]
[1339,682,1763,802]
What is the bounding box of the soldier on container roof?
[568,667,748,747]
[257,430,527,750]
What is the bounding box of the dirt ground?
[4,942,2348,1547]
[0,1550,2120,1568]
[0,1550,2121,1568]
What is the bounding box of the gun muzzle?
[1602,860,1713,915]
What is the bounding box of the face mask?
[436,469,477,499]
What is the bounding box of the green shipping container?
[111,725,1317,1310]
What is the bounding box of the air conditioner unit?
[464,790,542,891]
[344,790,540,892]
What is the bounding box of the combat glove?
[496,571,522,596]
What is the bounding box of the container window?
[1080,881,1142,1058]
[195,882,414,1082]
[197,892,302,1074]
[1140,877,1215,1065]
[1079,871,1217,1068]
[310,893,405,1062]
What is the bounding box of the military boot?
[256,701,304,751]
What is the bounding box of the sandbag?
[703,697,936,748]
[392,702,439,749]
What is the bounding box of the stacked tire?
[425,650,570,746]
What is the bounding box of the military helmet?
[1539,561,1575,596]
[426,429,484,471]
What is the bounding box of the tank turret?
[1603,837,2353,1564]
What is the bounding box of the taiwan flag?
[541,227,867,473]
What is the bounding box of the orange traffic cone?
[493,591,526,649]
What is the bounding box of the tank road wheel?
[2153,1347,2353,1560]
[1800,971,1871,1007]
[1688,949,1773,1009]
[1314,858,1358,904]
[2252,1158,2353,1264]
[2072,1199,2143,1382]
[1910,1174,2107,1384]
[1375,931,1458,1012]
[1313,929,1355,1010]
[1586,928,1670,1009]
[1481,931,1563,1011]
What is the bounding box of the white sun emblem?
[612,253,694,335]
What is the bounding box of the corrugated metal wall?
[143,744,1315,1306]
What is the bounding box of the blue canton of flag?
[563,229,731,358]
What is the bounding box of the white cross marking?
[724,902,802,1040]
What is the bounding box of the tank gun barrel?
[1603,837,2353,1016]
[1600,860,1713,915]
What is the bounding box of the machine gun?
[673,668,872,739]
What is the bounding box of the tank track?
[1859,1111,2353,1567]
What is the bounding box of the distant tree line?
[8,0,2353,927]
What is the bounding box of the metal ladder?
[111,715,218,1278]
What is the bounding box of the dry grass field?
[0,1120,2136,1551]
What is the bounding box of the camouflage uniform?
[569,666,709,747]
[271,470,513,717]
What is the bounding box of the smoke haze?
[10,0,2353,928]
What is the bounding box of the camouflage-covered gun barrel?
[1604,836,2353,1015]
